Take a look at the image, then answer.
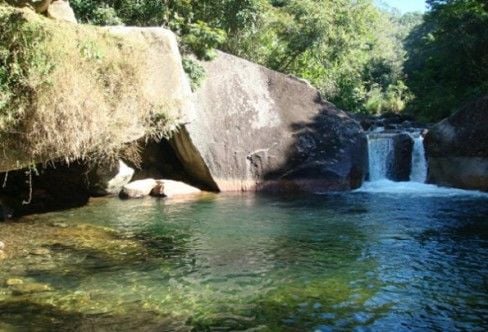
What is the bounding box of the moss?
[0,6,179,170]
[182,56,206,91]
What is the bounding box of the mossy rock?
[0,6,186,172]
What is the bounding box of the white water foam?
[361,130,487,197]
[357,179,488,197]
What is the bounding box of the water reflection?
[0,191,487,331]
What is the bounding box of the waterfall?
[360,129,487,195]
[366,131,427,183]
[367,134,394,181]
[410,135,427,183]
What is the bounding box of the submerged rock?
[0,241,4,250]
[171,51,367,192]
[5,278,24,286]
[120,179,158,199]
[425,95,488,191]
[10,282,52,295]
[30,248,50,256]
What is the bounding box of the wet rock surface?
[389,134,414,181]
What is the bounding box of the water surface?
[0,187,487,331]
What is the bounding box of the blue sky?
[375,0,427,13]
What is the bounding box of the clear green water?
[0,189,487,331]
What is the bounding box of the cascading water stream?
[359,130,486,195]
[366,131,427,183]
[410,135,427,183]
[367,134,394,181]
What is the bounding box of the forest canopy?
[69,0,487,122]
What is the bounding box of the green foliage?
[182,56,206,91]
[219,0,415,114]
[181,21,226,61]
[62,0,488,119]
[405,0,488,121]
[70,0,227,60]
[0,7,53,131]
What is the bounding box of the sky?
[375,0,427,14]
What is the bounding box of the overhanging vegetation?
[0,6,180,171]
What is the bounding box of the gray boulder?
[46,0,77,23]
[170,51,367,192]
[88,160,134,196]
[150,180,201,198]
[120,179,158,199]
[425,95,488,191]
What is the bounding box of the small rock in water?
[11,282,52,295]
[0,241,5,250]
[5,278,24,286]
[50,222,69,228]
[30,248,50,256]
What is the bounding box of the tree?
[69,0,419,115]
[405,0,488,121]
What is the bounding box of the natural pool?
[0,183,487,331]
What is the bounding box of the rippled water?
[0,187,487,331]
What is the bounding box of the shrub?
[182,56,206,91]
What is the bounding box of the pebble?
[50,222,69,228]
[10,282,52,295]
[30,248,50,256]
[6,278,24,286]
[0,241,4,250]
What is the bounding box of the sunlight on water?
[0,192,487,331]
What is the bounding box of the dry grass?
[0,6,181,170]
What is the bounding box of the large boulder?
[0,10,188,173]
[424,96,488,191]
[171,52,367,192]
